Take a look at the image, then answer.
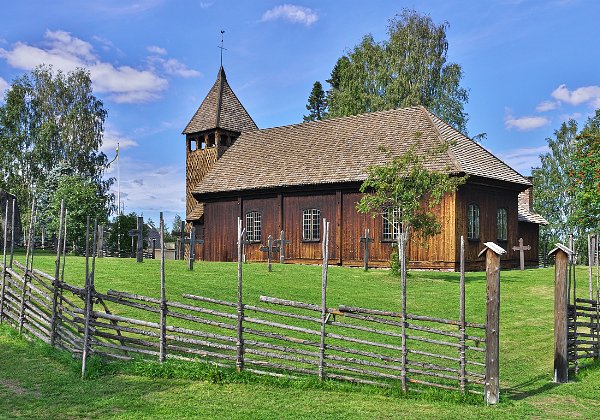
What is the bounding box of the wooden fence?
[0,204,499,403]
[552,240,600,383]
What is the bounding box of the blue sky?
[1,0,599,227]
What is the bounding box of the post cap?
[548,243,575,257]
[478,242,507,257]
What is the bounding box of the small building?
[182,67,547,270]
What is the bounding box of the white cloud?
[504,109,550,131]
[0,76,9,99]
[261,4,319,26]
[101,128,138,154]
[535,100,559,112]
[552,84,600,107]
[147,45,167,55]
[199,2,214,9]
[0,30,168,103]
[497,145,549,175]
[148,56,201,78]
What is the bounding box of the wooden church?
[183,67,547,270]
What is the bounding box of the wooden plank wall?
[201,182,535,270]
[283,193,338,261]
[203,198,239,261]
[340,192,456,269]
[455,184,520,270]
[243,196,280,261]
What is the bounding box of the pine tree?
[303,81,327,122]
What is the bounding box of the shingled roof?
[182,67,257,135]
[193,106,531,197]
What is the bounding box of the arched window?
[497,208,508,241]
[303,209,320,241]
[245,211,261,243]
[467,204,480,240]
[383,208,401,241]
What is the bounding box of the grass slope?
[1,252,599,418]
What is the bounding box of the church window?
[245,211,261,243]
[382,208,401,241]
[497,208,508,241]
[468,204,480,240]
[303,209,321,241]
[207,133,216,148]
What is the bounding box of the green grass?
[1,252,600,418]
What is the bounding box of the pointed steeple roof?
[183,67,257,134]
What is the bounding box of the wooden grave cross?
[359,228,374,271]
[512,237,531,271]
[177,220,186,260]
[273,230,291,264]
[180,226,204,270]
[127,216,144,263]
[259,235,278,272]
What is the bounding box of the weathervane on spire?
[218,30,227,66]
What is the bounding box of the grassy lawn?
[1,251,600,418]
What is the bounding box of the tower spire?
[218,30,226,67]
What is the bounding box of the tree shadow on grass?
[504,374,560,401]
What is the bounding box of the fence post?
[159,212,167,363]
[81,218,93,379]
[19,201,36,334]
[50,200,64,347]
[319,219,330,381]
[478,242,505,405]
[9,198,15,269]
[459,236,467,394]
[236,217,245,372]
[399,228,408,393]
[549,243,574,383]
[0,199,9,324]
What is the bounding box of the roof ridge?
[215,66,225,128]
[254,105,423,135]
[419,106,463,173]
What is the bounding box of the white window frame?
[245,211,262,243]
[382,208,401,241]
[302,209,321,241]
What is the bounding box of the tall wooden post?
[459,236,467,393]
[319,219,330,381]
[478,242,505,405]
[50,200,64,347]
[81,218,93,379]
[179,221,185,260]
[400,229,407,392]
[236,217,245,372]
[136,216,144,263]
[0,199,9,323]
[9,198,15,269]
[589,234,596,301]
[19,201,36,334]
[159,212,167,363]
[549,243,574,383]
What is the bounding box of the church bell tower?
[182,66,257,224]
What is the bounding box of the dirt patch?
[0,379,26,395]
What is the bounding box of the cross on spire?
[218,30,227,66]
